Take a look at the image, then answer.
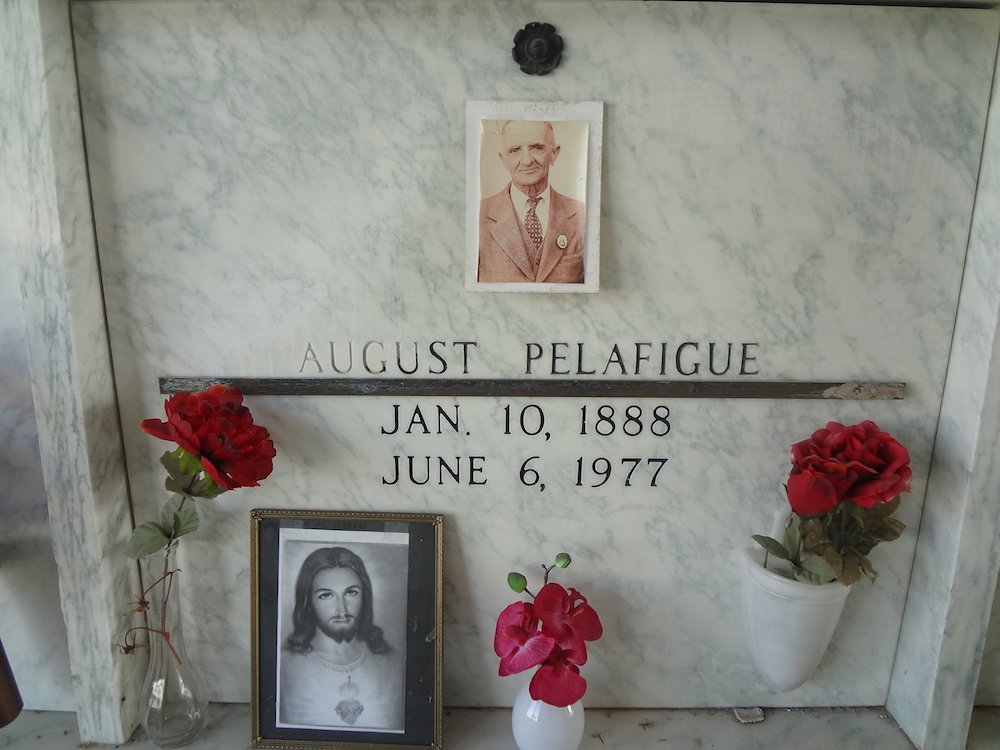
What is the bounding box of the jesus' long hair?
[285,546,390,655]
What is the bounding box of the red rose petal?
[786,472,839,515]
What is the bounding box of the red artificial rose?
[529,645,588,707]
[786,469,842,515]
[826,420,912,508]
[493,601,556,677]
[534,583,603,663]
[786,420,911,514]
[140,385,276,491]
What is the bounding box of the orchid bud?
[507,572,528,593]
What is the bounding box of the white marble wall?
[947,23,1000,712]
[977,588,1000,704]
[2,0,144,741]
[68,0,998,719]
[886,19,1000,747]
[8,0,1000,746]
[0,124,74,711]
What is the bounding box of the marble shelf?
[2,704,999,750]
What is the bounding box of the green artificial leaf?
[839,555,864,586]
[794,566,826,585]
[822,547,845,579]
[865,495,902,519]
[161,449,220,498]
[177,448,203,477]
[869,517,905,543]
[124,522,171,559]
[554,552,572,569]
[164,476,186,494]
[800,518,832,555]
[846,502,866,527]
[752,535,791,561]
[507,572,527,593]
[854,539,879,556]
[188,474,221,499]
[783,515,802,557]
[160,450,189,482]
[799,554,838,584]
[176,475,221,500]
[159,494,200,539]
[855,554,877,583]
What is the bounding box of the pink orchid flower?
[493,601,555,676]
[534,583,603,660]
[529,644,588,707]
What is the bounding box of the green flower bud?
[507,572,528,593]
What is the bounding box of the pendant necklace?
[318,644,368,725]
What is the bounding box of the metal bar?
[159,377,906,400]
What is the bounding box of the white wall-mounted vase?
[739,546,852,691]
[511,681,585,750]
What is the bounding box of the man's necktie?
[525,197,543,267]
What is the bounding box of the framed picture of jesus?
[251,509,443,749]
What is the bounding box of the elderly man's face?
[499,121,560,195]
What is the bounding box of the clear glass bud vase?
[139,540,208,747]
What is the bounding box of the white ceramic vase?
[511,681,585,750]
[739,546,851,691]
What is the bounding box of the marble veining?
[2,0,144,740]
[887,22,1000,749]
[66,1,999,720]
[0,71,75,711]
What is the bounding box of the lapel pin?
[557,234,569,249]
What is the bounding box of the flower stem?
[541,564,554,584]
[168,491,194,546]
[157,551,183,666]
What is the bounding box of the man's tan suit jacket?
[477,185,586,284]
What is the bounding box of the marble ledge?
[2,704,999,749]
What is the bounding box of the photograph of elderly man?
[478,119,587,284]
[278,546,405,732]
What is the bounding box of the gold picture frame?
[250,509,443,749]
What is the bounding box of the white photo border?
[466,100,604,293]
[273,527,410,733]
